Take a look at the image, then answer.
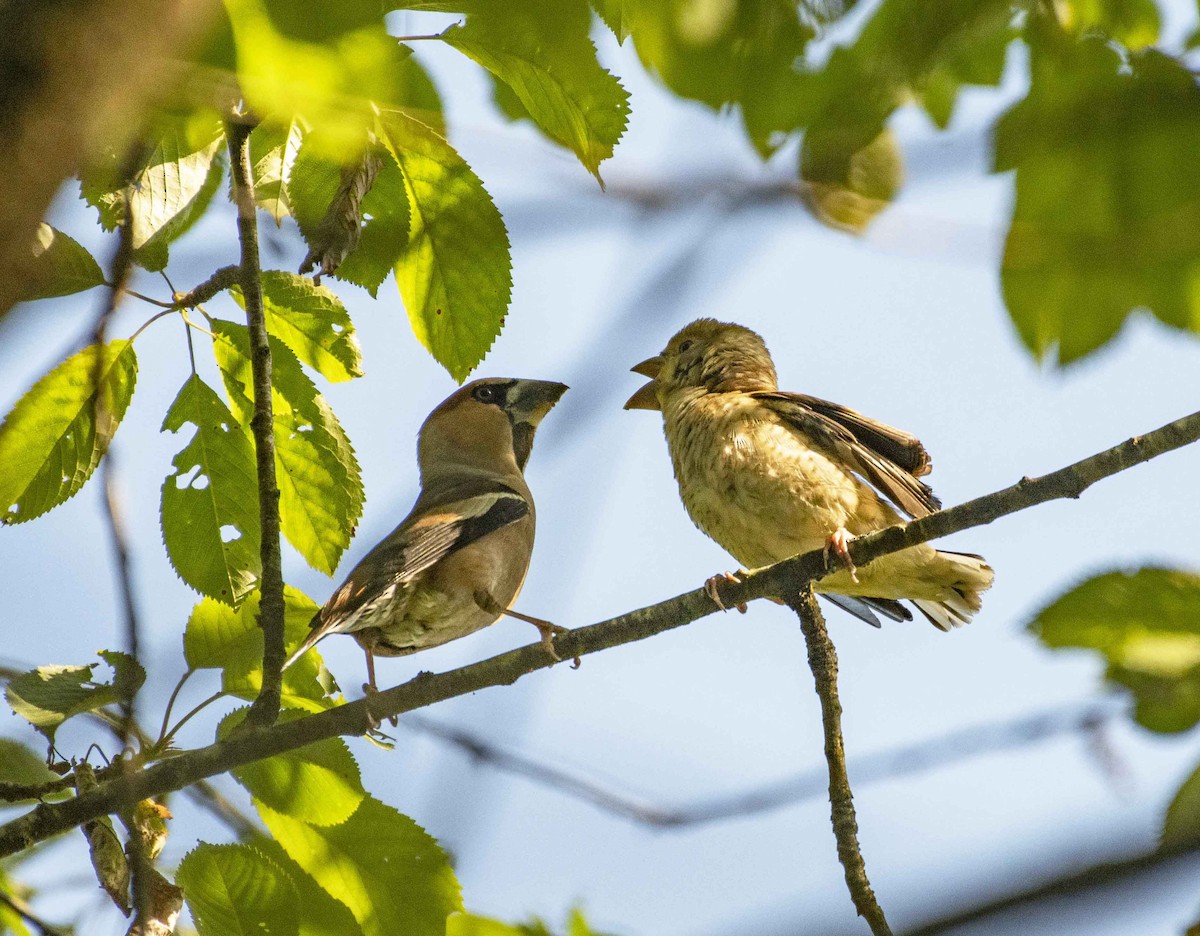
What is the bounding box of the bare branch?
[788,590,892,934]
[226,118,286,729]
[0,406,1197,857]
[173,265,240,308]
[0,885,69,936]
[408,701,1123,828]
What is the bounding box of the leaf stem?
[128,308,179,343]
[155,670,193,747]
[226,118,286,729]
[158,690,228,751]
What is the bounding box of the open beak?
[624,355,664,411]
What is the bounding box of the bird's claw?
[705,571,747,613]
[534,622,569,663]
[362,682,397,728]
[823,528,859,583]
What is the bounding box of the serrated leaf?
[249,836,363,936]
[210,320,363,574]
[1164,761,1200,847]
[257,795,461,936]
[5,651,146,745]
[251,119,306,225]
[1028,567,1200,732]
[0,740,62,793]
[231,271,363,382]
[161,375,262,606]
[223,711,364,825]
[377,109,511,382]
[0,340,137,524]
[185,588,336,711]
[442,0,630,183]
[995,40,1200,365]
[333,152,412,296]
[590,0,631,42]
[178,843,299,936]
[80,115,225,271]
[21,224,106,302]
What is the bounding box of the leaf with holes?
[185,588,336,712]
[378,109,511,382]
[21,224,106,302]
[211,320,363,575]
[161,375,261,606]
[0,340,137,525]
[178,842,299,936]
[231,271,363,382]
[442,0,629,183]
[5,651,145,746]
[257,795,461,936]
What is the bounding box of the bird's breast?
[663,394,861,567]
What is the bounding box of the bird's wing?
[753,391,941,519]
[314,485,530,638]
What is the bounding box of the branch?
[788,590,891,935]
[173,265,240,308]
[405,701,1124,828]
[0,407,1197,857]
[0,886,68,936]
[226,118,286,729]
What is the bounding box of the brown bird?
[285,377,569,690]
[625,318,993,630]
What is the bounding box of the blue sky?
[3,9,1200,935]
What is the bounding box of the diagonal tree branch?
[788,590,892,935]
[226,117,286,730]
[0,407,1197,858]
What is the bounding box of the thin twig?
[226,118,285,729]
[0,886,69,936]
[173,264,240,309]
[404,701,1125,828]
[0,406,1198,856]
[788,590,891,934]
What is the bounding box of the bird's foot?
[704,571,747,614]
[823,528,859,583]
[361,682,397,728]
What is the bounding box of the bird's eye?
[473,384,501,404]
[678,340,694,353]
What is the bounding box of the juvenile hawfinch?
[285,377,568,689]
[625,318,993,630]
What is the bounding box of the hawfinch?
[625,318,992,630]
[285,377,568,688]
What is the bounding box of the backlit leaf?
[161,375,262,606]
[21,224,106,302]
[251,118,306,225]
[377,109,511,381]
[0,340,137,524]
[178,842,299,936]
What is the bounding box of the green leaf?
[1163,760,1200,848]
[1060,0,1160,48]
[21,224,106,302]
[590,0,631,42]
[81,115,225,271]
[251,118,306,225]
[5,651,145,746]
[0,340,137,525]
[178,843,299,936]
[442,0,630,183]
[185,588,336,711]
[248,836,364,935]
[377,109,512,381]
[257,795,461,936]
[0,739,65,795]
[161,375,262,606]
[333,151,412,297]
[995,39,1200,365]
[259,0,383,44]
[1028,567,1200,732]
[801,126,903,234]
[231,271,363,382]
[211,320,364,575]
[228,716,365,826]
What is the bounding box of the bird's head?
[419,378,568,477]
[624,318,778,411]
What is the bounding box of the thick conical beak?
[510,379,569,425]
[624,355,663,411]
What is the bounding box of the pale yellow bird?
[625,318,993,630]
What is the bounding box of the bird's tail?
[911,551,994,632]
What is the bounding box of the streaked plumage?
[285,377,568,688]
[625,318,993,630]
